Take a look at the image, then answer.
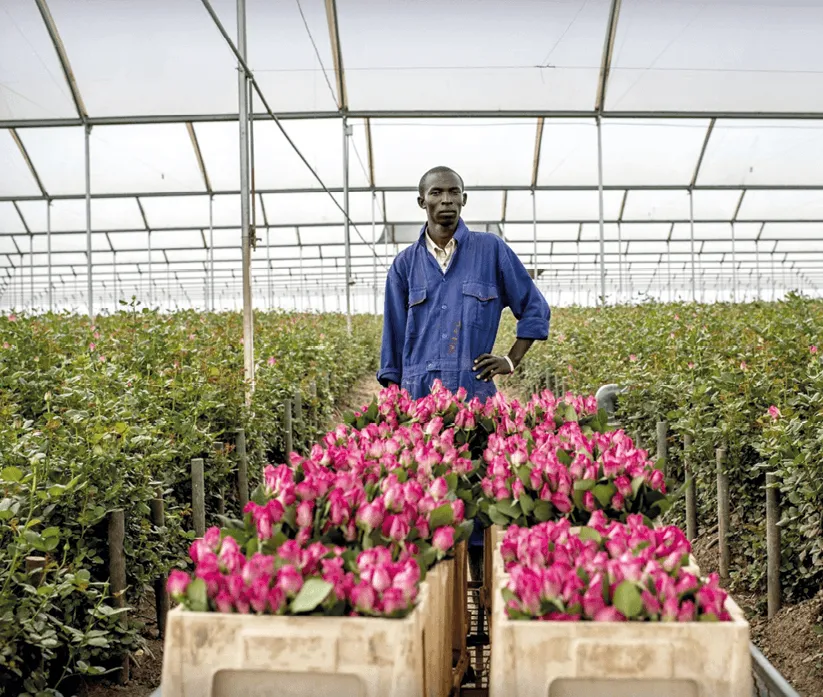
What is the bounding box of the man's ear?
[462,193,468,206]
[418,196,426,209]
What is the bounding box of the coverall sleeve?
[376,261,408,387]
[498,240,551,340]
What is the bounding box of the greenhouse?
[1,1,822,697]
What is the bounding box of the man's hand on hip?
[473,353,514,382]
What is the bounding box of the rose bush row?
[497,296,823,602]
[0,308,381,696]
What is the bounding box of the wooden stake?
[108,510,129,684]
[26,556,46,587]
[656,421,668,476]
[716,448,730,580]
[284,399,293,456]
[150,494,169,637]
[191,458,205,538]
[766,472,782,618]
[236,428,249,509]
[683,433,698,541]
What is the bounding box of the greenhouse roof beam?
[186,123,212,194]
[11,183,823,206]
[12,218,823,239]
[531,118,544,188]
[690,119,716,190]
[7,110,823,132]
[11,203,30,237]
[365,118,375,188]
[324,0,347,110]
[33,0,88,122]
[595,0,622,113]
[9,129,49,198]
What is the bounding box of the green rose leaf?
[429,503,454,529]
[532,499,553,522]
[291,578,334,614]
[613,580,642,619]
[593,482,617,508]
[576,526,602,544]
[186,578,208,612]
[518,493,535,516]
[573,479,596,491]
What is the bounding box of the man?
[377,166,551,625]
[377,166,550,401]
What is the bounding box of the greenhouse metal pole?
[532,190,538,281]
[267,227,272,310]
[617,222,623,302]
[237,0,255,396]
[731,223,737,303]
[113,250,117,308]
[595,116,606,306]
[667,241,672,303]
[754,240,760,300]
[47,200,52,312]
[148,231,153,307]
[85,125,93,319]
[372,192,377,314]
[343,116,352,335]
[29,234,33,310]
[209,195,215,312]
[689,190,697,302]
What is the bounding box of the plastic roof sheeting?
[2,0,823,309]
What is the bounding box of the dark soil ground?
[692,533,823,697]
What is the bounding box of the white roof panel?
[338,0,610,111]
[698,121,823,187]
[0,0,76,120]
[371,119,534,188]
[608,0,823,113]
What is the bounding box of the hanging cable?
[199,0,389,270]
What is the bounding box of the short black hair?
[418,166,464,197]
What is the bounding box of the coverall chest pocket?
[462,281,498,329]
[407,287,428,337]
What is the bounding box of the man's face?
[418,171,467,227]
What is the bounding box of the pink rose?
[432,526,455,553]
[614,475,632,498]
[429,476,448,500]
[277,565,304,597]
[166,569,190,599]
[296,500,314,528]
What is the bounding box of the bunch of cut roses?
[500,511,731,622]
[167,527,420,617]
[480,420,672,528]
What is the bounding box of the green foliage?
[499,295,823,602]
[0,307,380,695]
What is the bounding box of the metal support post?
[266,226,272,310]
[47,200,53,311]
[238,0,255,398]
[85,124,93,319]
[372,191,377,314]
[343,116,352,334]
[595,116,606,306]
[209,194,215,311]
[617,222,623,302]
[689,189,697,302]
[731,222,738,303]
[148,230,153,308]
[532,189,538,281]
